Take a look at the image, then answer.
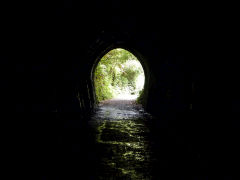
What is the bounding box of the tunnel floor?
[88,98,155,179]
[41,99,209,179]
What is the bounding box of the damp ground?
[88,98,155,179]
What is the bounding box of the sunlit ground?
[115,94,138,100]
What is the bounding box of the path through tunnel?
[88,48,154,178]
[88,97,154,178]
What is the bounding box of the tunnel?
[7,0,240,179]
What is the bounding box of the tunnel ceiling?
[38,0,190,51]
[16,0,191,112]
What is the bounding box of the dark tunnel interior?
[3,0,240,179]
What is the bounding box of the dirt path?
[88,98,154,179]
[97,98,144,120]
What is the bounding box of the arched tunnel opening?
[90,45,151,111]
[93,48,145,103]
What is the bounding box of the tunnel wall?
[9,1,195,114]
[3,0,237,114]
[11,4,238,115]
[26,31,190,115]
[16,28,197,115]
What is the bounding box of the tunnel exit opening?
[93,48,146,104]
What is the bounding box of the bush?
[136,90,144,104]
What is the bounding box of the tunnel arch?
[88,41,151,109]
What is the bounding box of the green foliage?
[94,64,114,102]
[136,90,144,104]
[94,48,144,103]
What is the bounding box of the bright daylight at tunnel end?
[93,48,145,104]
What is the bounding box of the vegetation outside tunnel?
[94,48,145,103]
